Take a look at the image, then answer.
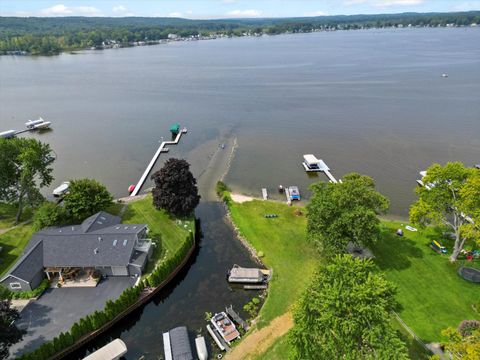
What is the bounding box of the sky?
[1,0,479,19]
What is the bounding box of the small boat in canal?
[195,336,208,360]
[210,312,240,344]
[83,338,127,360]
[163,326,193,360]
[227,264,270,284]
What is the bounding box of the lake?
[1,27,479,358]
[1,28,479,214]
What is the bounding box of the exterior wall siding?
[0,276,31,292]
[30,269,46,290]
[128,264,142,277]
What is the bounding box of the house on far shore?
[0,212,152,292]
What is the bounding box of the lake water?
[1,28,479,358]
[1,28,479,215]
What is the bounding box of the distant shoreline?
[1,11,478,56]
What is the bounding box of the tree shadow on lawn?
[373,230,424,271]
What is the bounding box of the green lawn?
[0,223,35,277]
[0,202,32,230]
[228,199,319,328]
[121,195,194,277]
[373,221,479,342]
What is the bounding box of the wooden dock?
[130,129,186,197]
[226,305,249,331]
[324,169,338,183]
[244,284,268,290]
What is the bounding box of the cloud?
[345,0,425,6]
[303,11,329,17]
[227,9,262,17]
[168,12,184,17]
[454,1,480,11]
[112,5,127,13]
[40,4,102,16]
[112,5,135,16]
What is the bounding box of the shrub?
[216,181,230,197]
[32,201,69,231]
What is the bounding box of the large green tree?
[307,173,389,257]
[0,300,24,359]
[410,162,478,261]
[151,158,200,217]
[0,138,54,223]
[289,255,408,360]
[63,178,113,221]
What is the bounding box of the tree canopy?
[0,300,24,359]
[410,162,479,261]
[306,173,389,257]
[63,178,113,221]
[151,158,200,217]
[438,321,480,360]
[0,138,54,223]
[32,201,69,231]
[288,255,408,360]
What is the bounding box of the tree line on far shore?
[1,11,479,55]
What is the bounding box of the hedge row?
[18,231,195,360]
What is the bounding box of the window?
[10,282,22,290]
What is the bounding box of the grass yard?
[0,223,35,277]
[228,198,319,328]
[121,195,194,277]
[373,221,479,342]
[0,202,32,230]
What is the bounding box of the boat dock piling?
[244,284,268,290]
[262,188,268,200]
[130,127,187,197]
[226,305,249,331]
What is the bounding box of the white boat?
[302,154,329,172]
[442,73,448,78]
[405,225,418,232]
[195,336,208,360]
[53,181,70,197]
[210,312,240,344]
[25,117,45,129]
[33,121,51,130]
[83,338,127,360]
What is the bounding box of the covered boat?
[228,265,267,284]
[302,154,329,172]
[163,326,193,360]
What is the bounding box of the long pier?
[130,128,187,197]
[324,169,338,183]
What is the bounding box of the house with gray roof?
[0,211,152,292]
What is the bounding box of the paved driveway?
[10,277,136,358]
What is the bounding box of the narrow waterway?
[71,137,260,359]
